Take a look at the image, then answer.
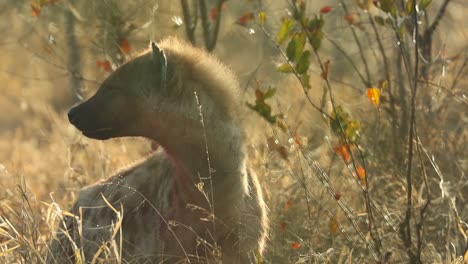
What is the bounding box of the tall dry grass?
[1,0,467,263]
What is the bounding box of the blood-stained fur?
[47,37,268,263]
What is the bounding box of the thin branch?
[367,12,399,153]
[420,0,452,77]
[324,34,368,89]
[259,26,330,119]
[198,0,211,50]
[415,136,431,263]
[403,0,420,262]
[181,0,196,45]
[339,0,371,86]
[449,54,467,90]
[425,0,451,40]
[420,79,468,105]
[207,0,226,51]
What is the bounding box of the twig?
[324,34,368,88]
[198,0,211,51]
[339,0,371,86]
[425,0,451,43]
[449,55,467,90]
[419,79,468,105]
[367,12,399,153]
[195,0,225,51]
[414,136,431,263]
[403,0,420,262]
[420,0,451,77]
[208,0,226,51]
[181,0,196,45]
[259,26,330,119]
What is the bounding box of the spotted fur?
[47,37,268,263]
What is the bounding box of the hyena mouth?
[82,127,114,140]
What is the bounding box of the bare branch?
[181,0,196,45]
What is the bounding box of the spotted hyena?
[47,37,268,263]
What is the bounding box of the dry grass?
[1,0,467,263]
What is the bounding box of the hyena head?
[68,42,171,140]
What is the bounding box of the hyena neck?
[148,112,248,205]
[144,42,248,206]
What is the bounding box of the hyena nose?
[67,106,79,124]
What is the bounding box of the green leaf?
[378,0,396,13]
[295,50,310,74]
[263,87,276,99]
[258,11,266,26]
[276,19,294,44]
[345,120,361,143]
[277,63,295,73]
[293,0,306,21]
[330,106,350,135]
[419,0,432,10]
[295,33,306,59]
[286,33,306,62]
[308,16,324,50]
[329,106,361,143]
[374,16,385,26]
[308,16,324,32]
[247,88,280,126]
[311,30,323,50]
[301,73,311,89]
[405,0,413,14]
[286,38,297,62]
[247,102,275,124]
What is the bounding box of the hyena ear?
[151,42,168,92]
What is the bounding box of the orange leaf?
[210,3,227,20]
[120,38,131,54]
[210,7,218,20]
[329,217,339,235]
[279,221,286,232]
[284,199,293,211]
[321,60,330,80]
[96,60,112,72]
[334,145,350,164]
[334,192,341,200]
[41,44,53,54]
[236,12,254,26]
[320,6,332,14]
[267,137,289,160]
[356,166,365,179]
[291,242,301,249]
[293,122,303,147]
[356,166,366,186]
[255,89,264,101]
[367,87,380,106]
[31,3,41,17]
[344,13,355,25]
[356,0,372,10]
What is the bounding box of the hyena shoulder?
[75,149,173,211]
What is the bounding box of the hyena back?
[48,37,268,263]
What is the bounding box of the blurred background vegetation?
[0,0,467,263]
